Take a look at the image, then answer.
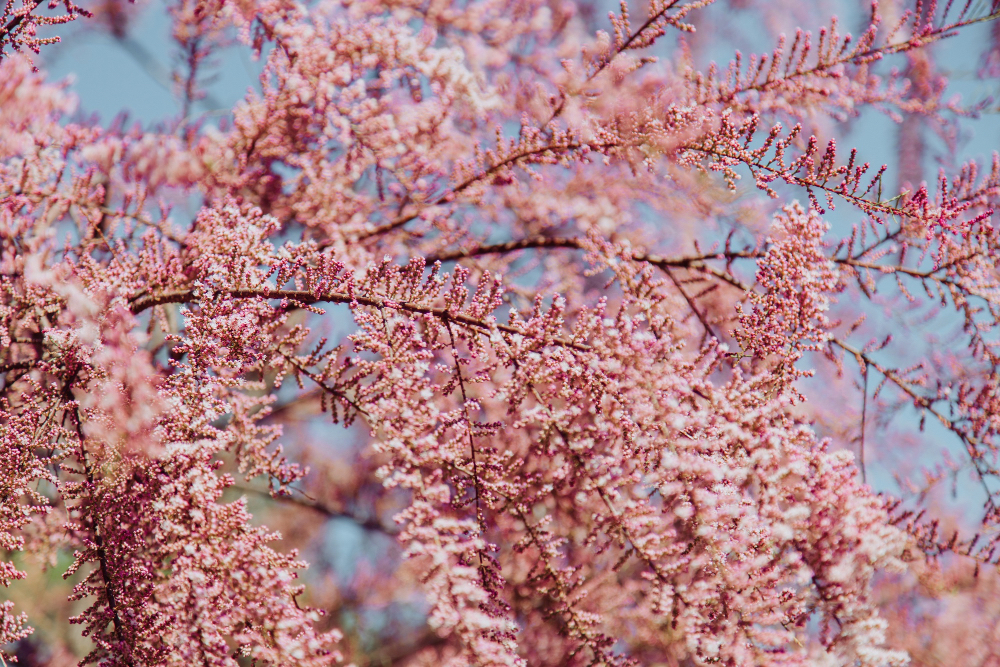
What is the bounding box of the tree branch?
[128,287,592,352]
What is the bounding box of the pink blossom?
[3,0,1000,664]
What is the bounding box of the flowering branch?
[129,287,591,352]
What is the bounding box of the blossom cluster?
[2,0,1000,665]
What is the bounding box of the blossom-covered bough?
[2,0,1000,664]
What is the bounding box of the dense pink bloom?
[2,0,1000,665]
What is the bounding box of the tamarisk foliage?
[2,0,1000,664]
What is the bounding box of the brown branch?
[0,1,37,41]
[427,236,587,262]
[832,337,997,513]
[427,236,753,290]
[859,364,869,485]
[436,452,613,658]
[62,380,134,666]
[354,141,619,241]
[688,143,904,215]
[230,481,397,536]
[429,234,989,298]
[661,265,722,343]
[0,359,36,374]
[444,319,486,540]
[545,0,686,127]
[701,11,1000,108]
[128,287,592,352]
[277,350,370,418]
